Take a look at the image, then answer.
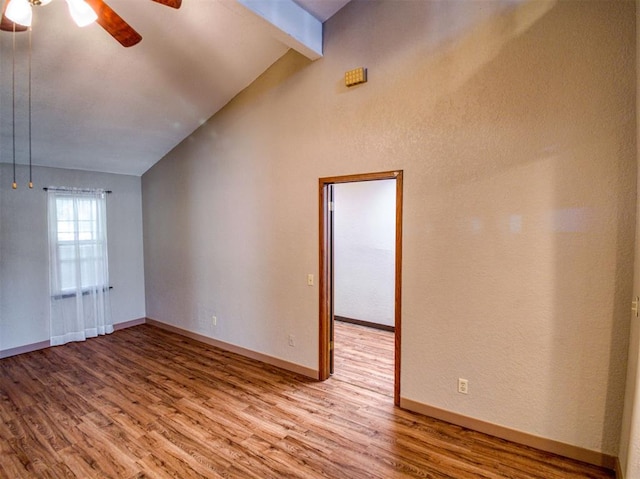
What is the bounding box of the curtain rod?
[42,187,112,194]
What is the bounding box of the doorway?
[318,171,403,406]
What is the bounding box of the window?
[47,187,113,346]
[48,189,109,297]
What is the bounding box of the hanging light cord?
[9,22,35,189]
[12,22,17,190]
[28,25,33,189]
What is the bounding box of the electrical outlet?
[212,316,217,326]
[458,378,469,395]
[288,335,295,347]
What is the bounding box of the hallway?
[332,320,394,398]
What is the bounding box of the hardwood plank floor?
[333,320,394,397]
[0,324,614,478]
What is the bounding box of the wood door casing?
[318,170,403,406]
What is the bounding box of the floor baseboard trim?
[334,315,395,332]
[0,340,51,359]
[616,456,624,479]
[146,318,318,379]
[0,318,147,359]
[400,397,617,471]
[114,317,147,331]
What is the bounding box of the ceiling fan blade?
[85,0,142,48]
[0,1,28,33]
[151,0,182,9]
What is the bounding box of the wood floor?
[333,320,394,397]
[0,324,615,478]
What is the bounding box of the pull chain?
[12,22,17,190]
[28,24,33,189]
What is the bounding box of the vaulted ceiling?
[0,0,350,176]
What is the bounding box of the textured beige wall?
[142,0,635,454]
[619,3,640,476]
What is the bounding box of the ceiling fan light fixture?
[5,0,33,27]
[66,0,97,27]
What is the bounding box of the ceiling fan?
[0,0,181,47]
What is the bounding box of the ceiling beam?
[235,0,323,60]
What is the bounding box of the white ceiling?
[0,0,349,176]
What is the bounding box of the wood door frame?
[318,170,403,406]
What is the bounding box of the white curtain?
[48,188,113,346]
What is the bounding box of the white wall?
[334,180,395,327]
[142,0,635,456]
[0,164,146,352]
